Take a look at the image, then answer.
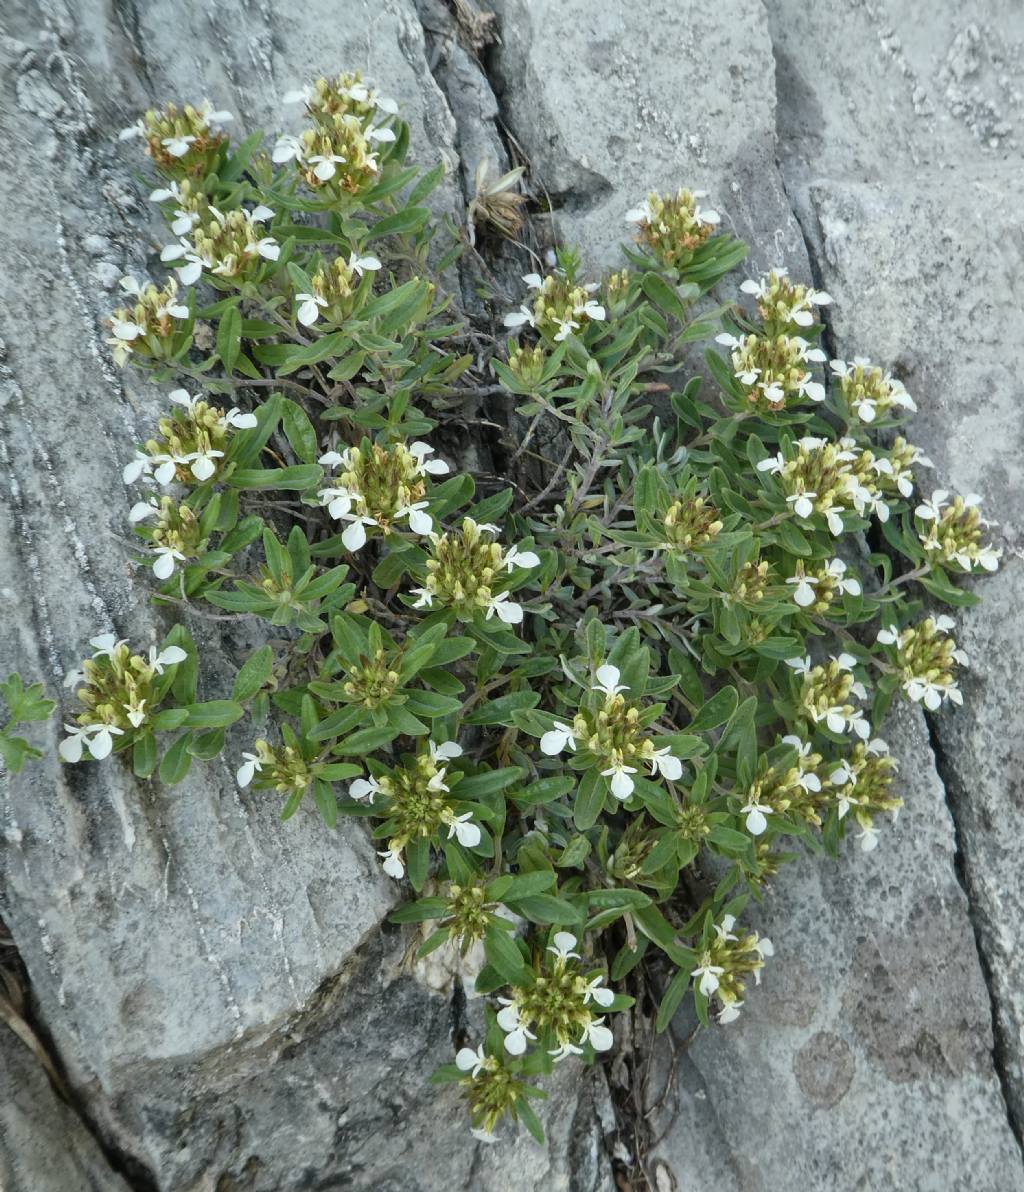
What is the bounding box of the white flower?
[787,491,817,519]
[845,707,872,740]
[349,776,381,803]
[904,677,961,711]
[579,1017,614,1051]
[378,847,405,879]
[296,293,327,326]
[753,936,774,965]
[410,586,433,609]
[693,960,724,997]
[496,1000,537,1055]
[162,133,197,157]
[236,751,263,787]
[124,700,148,728]
[547,931,580,961]
[447,812,482,848]
[318,486,353,519]
[486,592,524,624]
[129,498,158,525]
[648,745,682,781]
[602,761,638,800]
[574,298,606,321]
[756,452,785,476]
[718,1000,744,1024]
[455,1045,488,1078]
[583,975,615,1008]
[348,251,382,276]
[915,489,952,523]
[110,315,144,342]
[858,824,879,852]
[318,449,349,470]
[184,447,224,482]
[741,799,771,836]
[540,722,576,756]
[593,664,628,697]
[522,272,544,289]
[503,304,535,330]
[785,655,812,676]
[624,200,653,224]
[341,513,378,552]
[429,740,463,763]
[825,558,861,596]
[786,572,818,607]
[282,85,313,105]
[427,766,451,794]
[397,501,433,536]
[824,505,845,536]
[147,645,187,674]
[309,152,346,181]
[409,442,450,476]
[59,721,123,762]
[876,626,900,646]
[249,204,275,223]
[553,316,580,342]
[714,915,738,943]
[367,125,396,144]
[549,1041,585,1062]
[503,544,540,572]
[242,235,280,263]
[161,239,211,286]
[272,134,304,164]
[221,407,258,430]
[90,633,127,659]
[152,546,186,580]
[118,119,145,141]
[63,668,85,690]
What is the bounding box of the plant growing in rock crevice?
[43,70,998,1142]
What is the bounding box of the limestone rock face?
[1,0,1023,1189]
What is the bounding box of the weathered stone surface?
[0,1021,129,1192]
[489,0,809,278]
[647,707,1024,1191]
[766,0,1024,1140]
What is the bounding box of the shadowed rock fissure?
[924,716,1024,1161]
[764,16,1024,1172]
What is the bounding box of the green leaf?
[455,767,525,798]
[484,924,528,984]
[232,646,273,703]
[158,733,194,785]
[216,304,242,373]
[464,690,540,726]
[389,897,448,924]
[365,206,430,241]
[335,725,400,754]
[228,464,323,491]
[573,768,606,831]
[655,964,694,1033]
[313,778,338,828]
[687,686,738,733]
[182,700,244,729]
[505,893,580,926]
[281,399,318,464]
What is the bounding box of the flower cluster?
[409,519,538,624]
[131,495,209,579]
[495,932,617,1059]
[830,357,916,424]
[295,252,381,325]
[739,268,831,332]
[317,439,448,551]
[692,914,773,1024]
[828,738,901,851]
[237,738,311,795]
[60,635,186,760]
[876,616,967,709]
[105,275,189,366]
[915,490,1001,573]
[124,388,255,488]
[716,330,826,411]
[119,99,232,173]
[504,271,606,342]
[541,664,682,800]
[788,653,870,739]
[350,741,482,878]
[161,205,279,286]
[625,189,720,269]
[739,736,825,834]
[662,491,724,553]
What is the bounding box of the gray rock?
[647,707,1024,1191]
[0,1021,129,1192]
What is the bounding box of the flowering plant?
[38,71,998,1144]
